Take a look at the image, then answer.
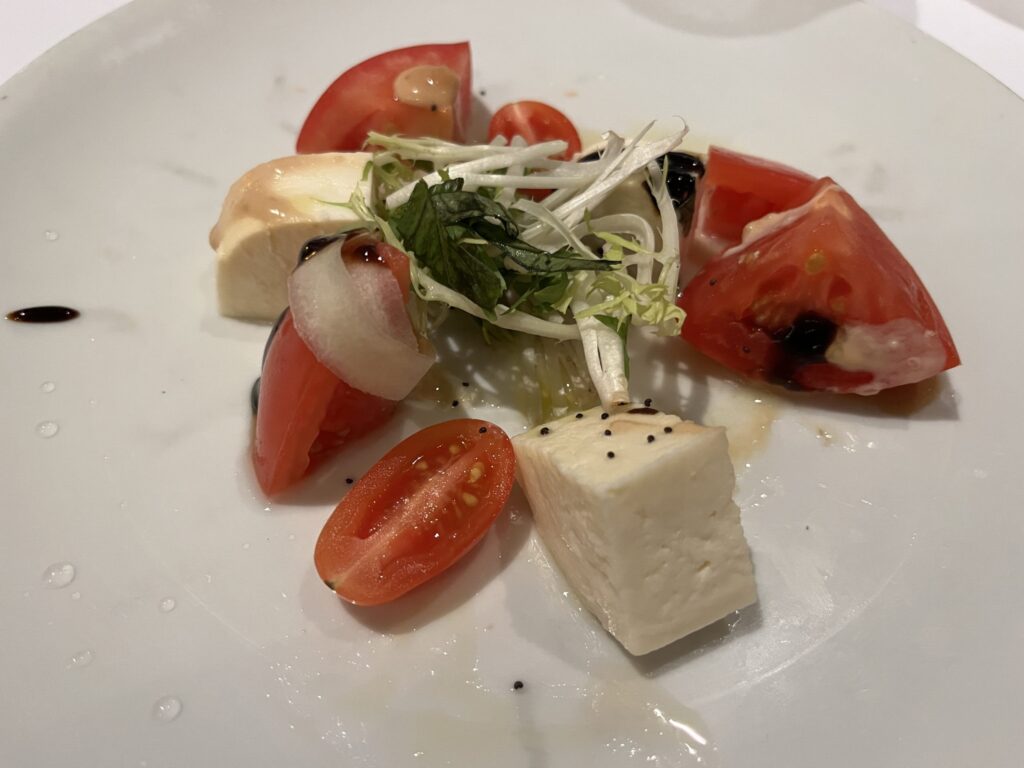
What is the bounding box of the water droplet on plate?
[152,695,182,722]
[67,649,94,669]
[159,597,176,613]
[36,421,59,438]
[44,229,60,241]
[71,591,81,600]
[42,561,76,588]
[40,381,56,393]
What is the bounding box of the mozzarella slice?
[210,153,374,321]
[514,406,757,655]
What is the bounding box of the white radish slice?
[288,237,434,400]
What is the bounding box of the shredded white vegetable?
[364,119,691,408]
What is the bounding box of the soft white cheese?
[514,406,756,655]
[210,152,374,321]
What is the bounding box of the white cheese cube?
[210,152,374,321]
[514,406,757,655]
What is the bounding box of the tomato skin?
[487,101,582,160]
[314,419,516,605]
[683,146,816,270]
[253,234,413,496]
[253,312,396,496]
[679,177,959,393]
[296,42,472,154]
[486,101,582,200]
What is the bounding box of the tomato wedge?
[252,235,413,496]
[487,101,582,161]
[683,146,815,271]
[315,419,516,605]
[296,42,472,154]
[679,177,960,394]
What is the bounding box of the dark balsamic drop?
[250,378,261,415]
[627,406,659,415]
[6,305,79,323]
[253,308,289,414]
[262,308,288,368]
[296,234,345,266]
[767,312,839,389]
[353,243,382,263]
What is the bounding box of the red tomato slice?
[296,42,472,154]
[683,146,816,270]
[679,177,960,394]
[314,419,516,605]
[253,236,413,496]
[487,101,582,200]
[487,101,582,160]
[253,311,396,495]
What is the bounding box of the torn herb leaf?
[390,178,614,313]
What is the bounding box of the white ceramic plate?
[2,1,1022,765]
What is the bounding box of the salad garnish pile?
[209,40,960,655]
[334,125,689,408]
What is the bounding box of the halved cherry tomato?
[315,419,516,605]
[679,176,960,394]
[487,100,582,160]
[253,236,413,496]
[487,101,582,200]
[296,42,472,154]
[683,146,815,270]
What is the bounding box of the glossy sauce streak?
[6,306,80,323]
[765,312,839,389]
[296,234,345,265]
[393,65,459,110]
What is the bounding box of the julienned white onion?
[288,237,434,401]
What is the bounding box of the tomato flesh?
[296,42,472,154]
[487,101,582,160]
[314,419,516,605]
[253,312,396,495]
[253,235,413,496]
[487,101,582,201]
[683,146,816,271]
[679,176,960,393]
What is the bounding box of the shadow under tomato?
[299,487,533,638]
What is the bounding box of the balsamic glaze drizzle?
[5,305,79,323]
